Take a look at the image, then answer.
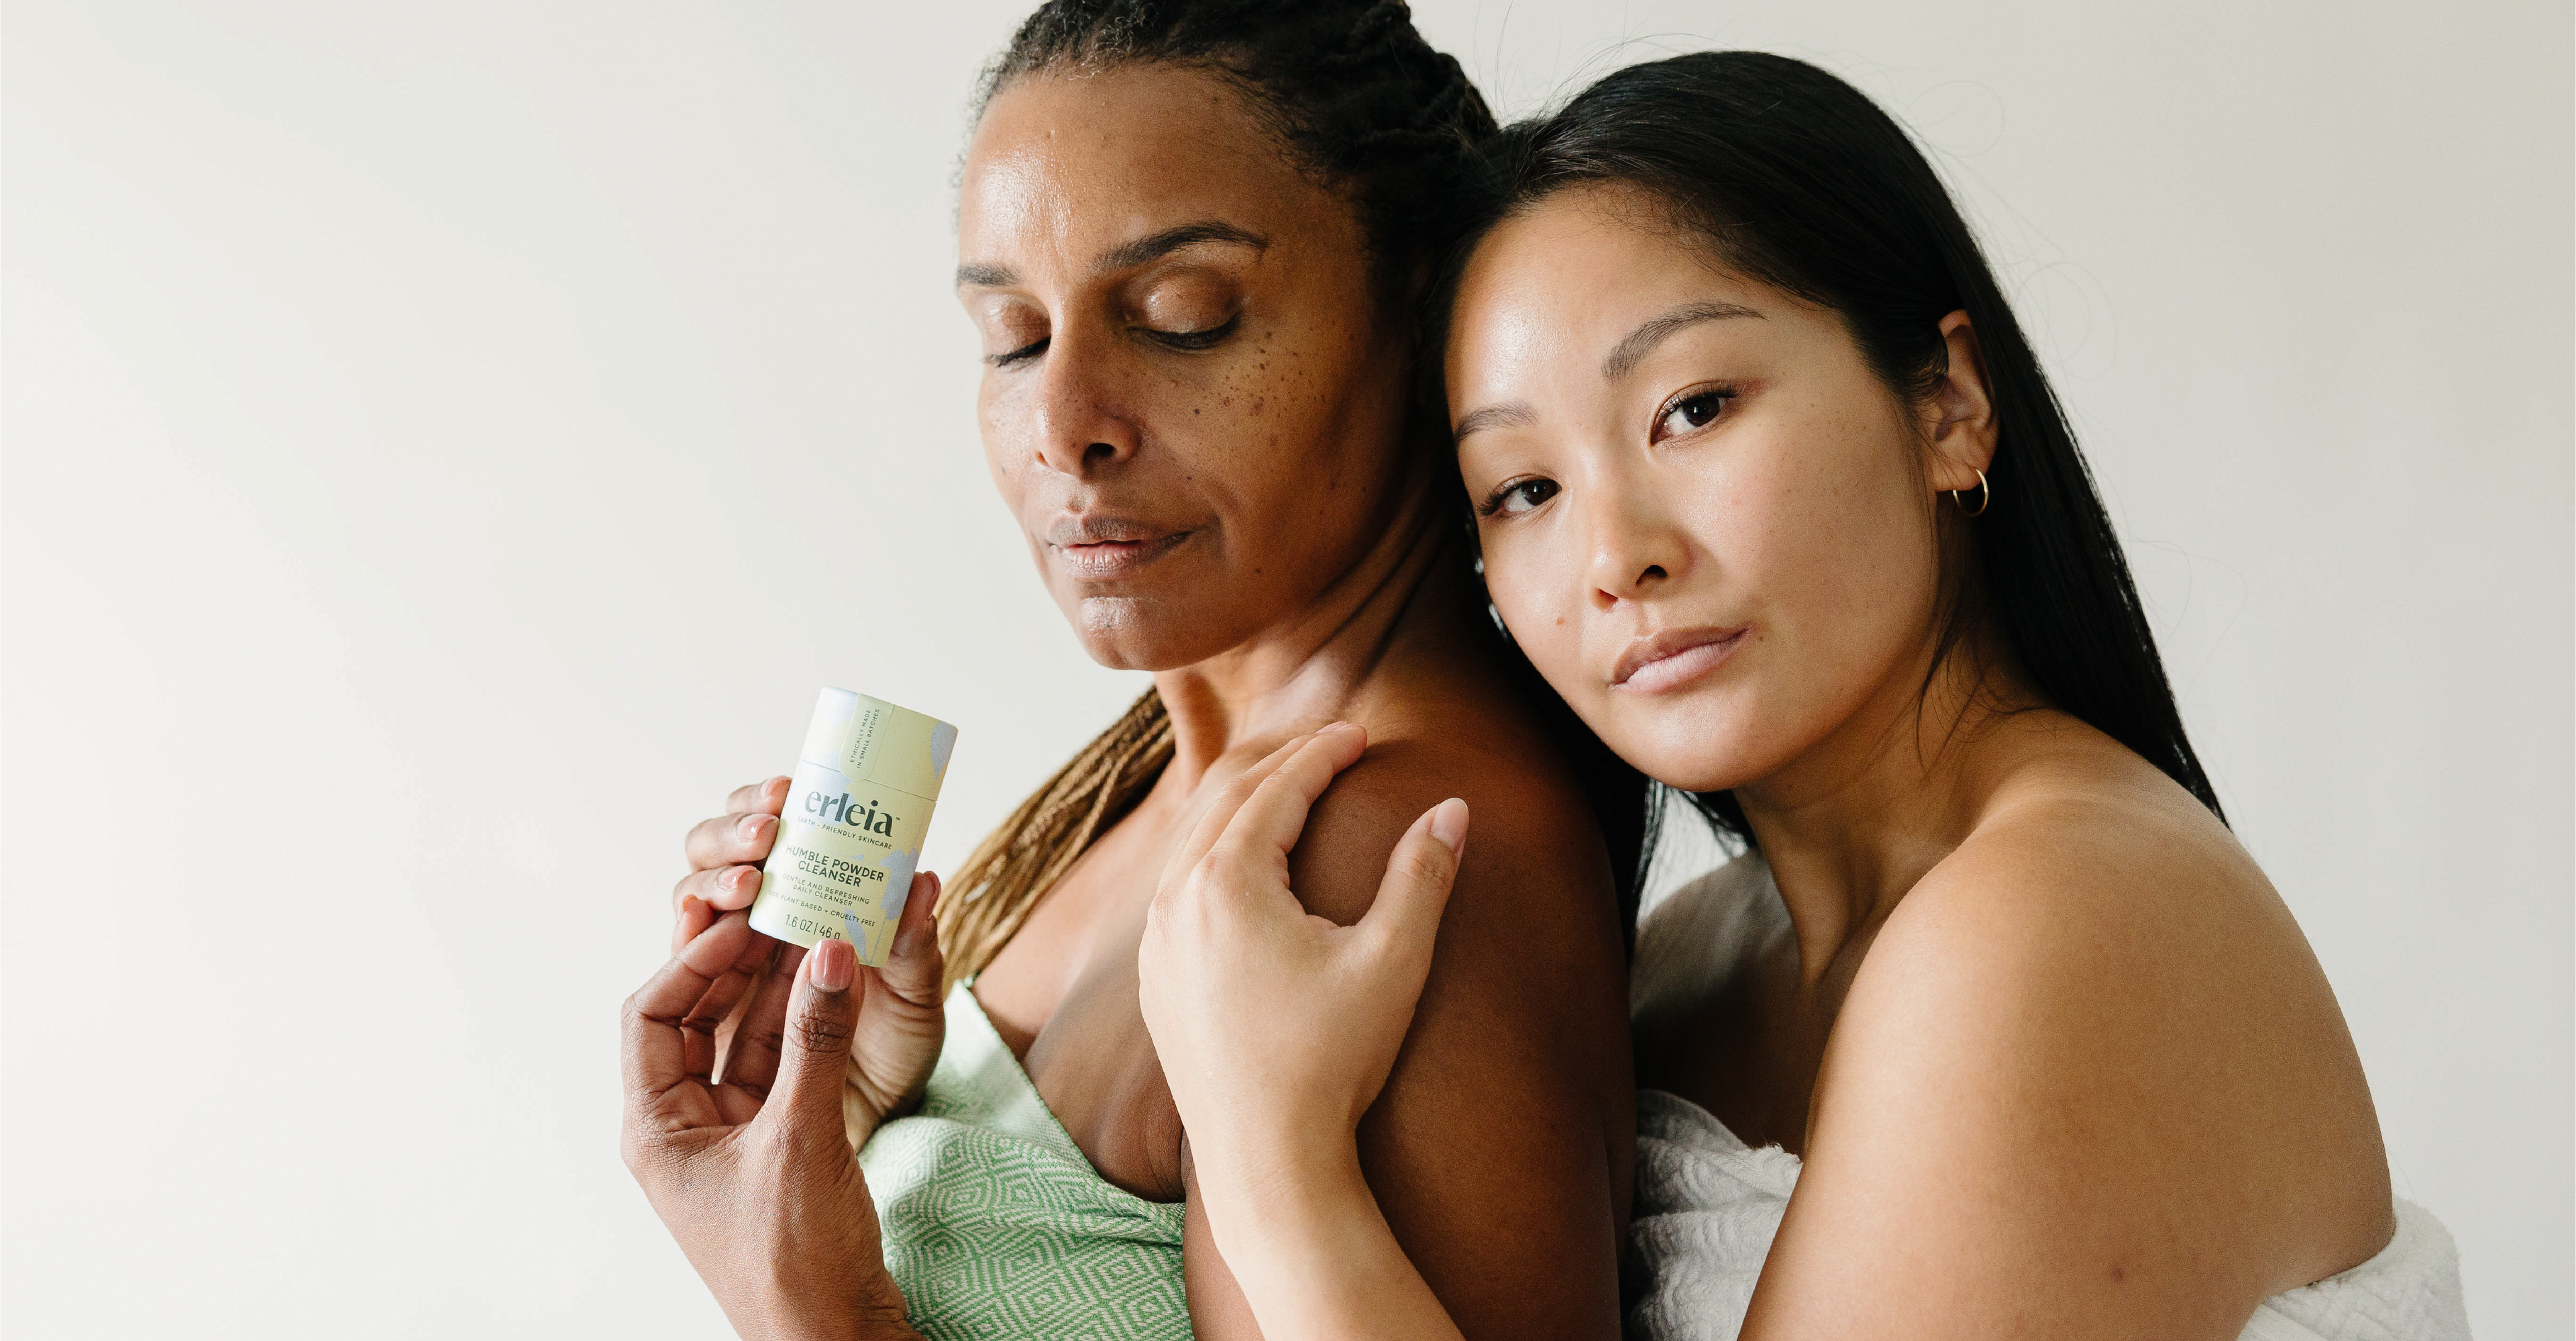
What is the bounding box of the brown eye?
[1656,390,1731,439]
[1481,477,1560,518]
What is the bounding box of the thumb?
[1360,798,1468,971]
[768,936,861,1137]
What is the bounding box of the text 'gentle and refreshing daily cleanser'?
[749,688,957,965]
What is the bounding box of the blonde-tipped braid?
[841,688,1173,1149]
[934,687,1175,995]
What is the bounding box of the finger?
[671,862,763,917]
[684,810,779,873]
[718,943,805,1097]
[1167,730,1333,881]
[1208,725,1369,873]
[873,871,947,1008]
[623,912,759,1113]
[678,924,777,1083]
[671,892,716,956]
[724,775,791,816]
[1358,798,1468,978]
[763,937,863,1138]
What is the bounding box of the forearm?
[714,1275,922,1341]
[1195,1137,1465,1341]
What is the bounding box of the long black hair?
[1443,51,2224,848]
[943,2,1653,971]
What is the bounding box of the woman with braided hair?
[621,3,1643,1338]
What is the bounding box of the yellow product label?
[749,688,957,964]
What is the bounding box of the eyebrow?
[953,219,1270,290]
[1451,400,1538,443]
[1601,300,1764,380]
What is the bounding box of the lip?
[1611,625,1749,693]
[1046,515,1193,582]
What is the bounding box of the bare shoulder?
[1868,738,2330,1067]
[1283,723,1629,1083]
[1270,721,1632,1340]
[1287,722,1616,938]
[1776,732,2393,1332]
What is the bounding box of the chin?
[1065,592,1246,672]
[1593,692,1778,795]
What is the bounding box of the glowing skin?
[959,70,1419,673]
[1439,184,2394,1339]
[1449,186,1989,804]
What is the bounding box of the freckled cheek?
[975,386,1034,495]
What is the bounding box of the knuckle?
[790,1009,852,1057]
[1396,846,1451,886]
[739,1016,786,1057]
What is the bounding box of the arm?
[1142,727,1628,1340]
[1741,808,2392,1340]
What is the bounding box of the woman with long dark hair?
[1140,52,2470,1340]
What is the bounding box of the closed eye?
[989,336,1049,368]
[1654,388,1734,441]
[1141,314,1240,352]
[1478,476,1560,518]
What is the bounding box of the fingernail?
[810,938,853,992]
[737,814,769,842]
[1428,798,1468,854]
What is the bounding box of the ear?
[1922,311,1998,494]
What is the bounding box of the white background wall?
[4,1,2565,1336]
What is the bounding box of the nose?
[1580,469,1691,610]
[1027,326,1141,480]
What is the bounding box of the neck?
[1733,629,2035,988]
[1150,464,1479,790]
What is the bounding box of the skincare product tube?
[750,688,958,965]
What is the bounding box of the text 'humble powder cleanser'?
[749,688,958,965]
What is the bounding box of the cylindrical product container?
[749,688,958,965]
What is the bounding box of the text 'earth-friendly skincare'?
[749,688,957,965]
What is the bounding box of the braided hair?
[934,4,1648,1001]
[973,0,1497,298]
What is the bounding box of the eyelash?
[1144,314,1240,352]
[989,337,1048,368]
[1477,476,1559,518]
[987,315,1242,369]
[1653,386,1736,440]
[1474,386,1738,518]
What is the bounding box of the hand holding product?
[750,688,959,965]
[621,687,965,1339]
[621,914,931,1341]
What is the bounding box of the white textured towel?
[1627,861,2473,1341]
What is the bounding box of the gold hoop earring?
[1950,468,1990,517]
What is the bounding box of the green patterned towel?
[859,983,1193,1340]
